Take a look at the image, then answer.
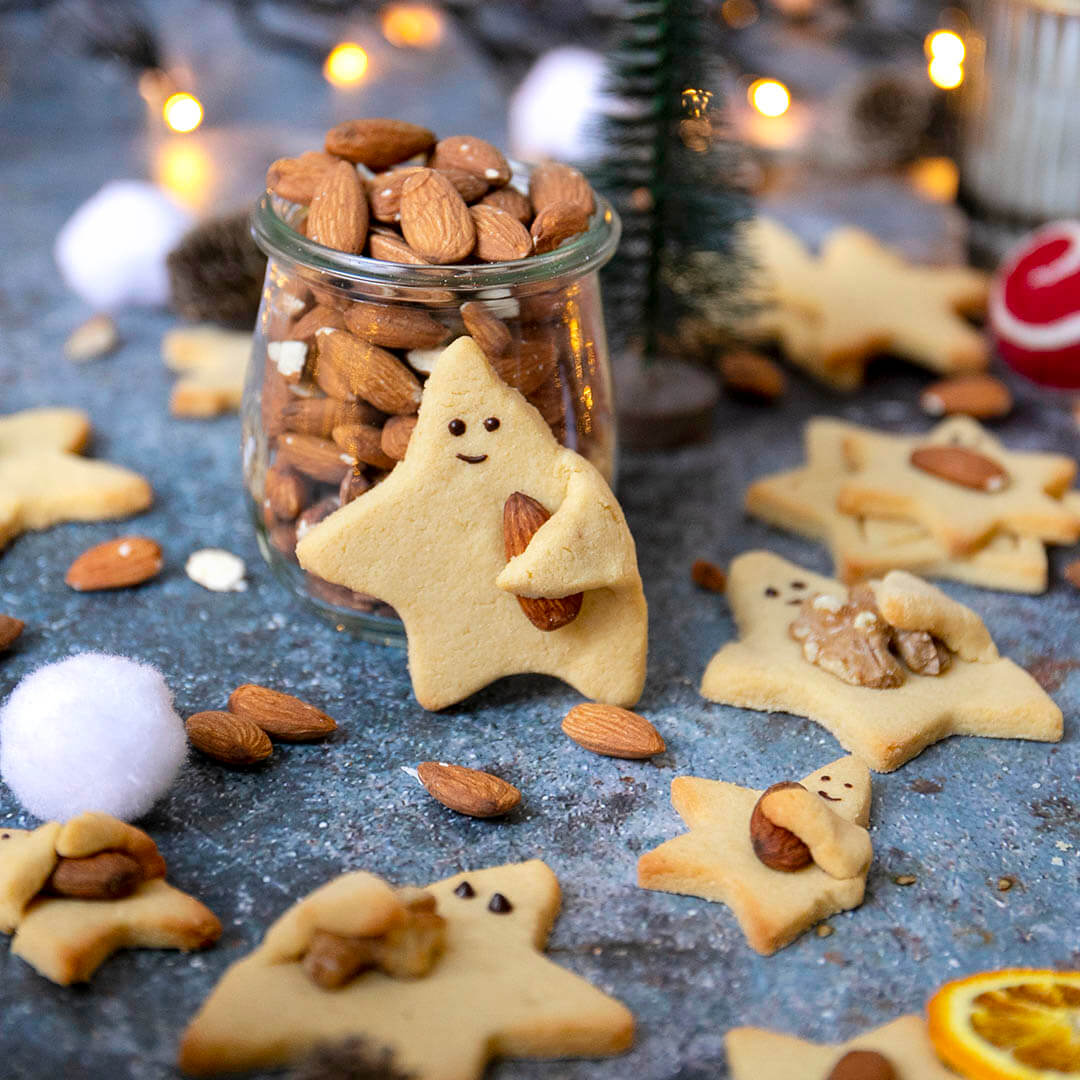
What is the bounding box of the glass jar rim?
[251,174,621,292]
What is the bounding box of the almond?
[920,374,1013,420]
[490,338,558,396]
[381,415,417,461]
[432,135,511,186]
[47,851,143,900]
[479,186,532,224]
[64,313,119,362]
[399,169,476,264]
[369,167,486,222]
[503,492,583,631]
[331,423,396,470]
[278,432,356,484]
[306,161,369,254]
[460,301,512,360]
[529,161,595,216]
[186,710,273,766]
[65,536,163,591]
[297,495,341,537]
[325,118,435,168]
[749,782,813,872]
[289,304,346,343]
[344,301,450,350]
[691,559,727,593]
[266,151,336,204]
[281,397,383,438]
[561,703,666,759]
[228,683,337,742]
[0,615,25,652]
[265,464,310,521]
[827,1050,897,1080]
[720,350,785,402]
[437,167,489,204]
[415,762,521,818]
[531,200,589,254]
[368,227,432,265]
[314,329,422,414]
[303,929,380,989]
[339,468,371,505]
[909,445,1009,492]
[470,205,532,262]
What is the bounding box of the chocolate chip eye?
[821,776,831,781]
[448,419,466,436]
[791,581,806,589]
[454,881,475,899]
[765,587,778,597]
[488,893,513,914]
[483,416,500,432]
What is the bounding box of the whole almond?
[315,329,422,414]
[369,167,486,221]
[325,118,435,168]
[331,423,396,470]
[400,169,476,264]
[490,338,558,396]
[691,559,727,593]
[381,415,417,461]
[432,135,511,186]
[529,161,595,216]
[281,397,383,438]
[470,205,532,262]
[228,683,337,742]
[561,703,666,759]
[720,350,785,402]
[479,186,532,224]
[340,468,371,505]
[266,151,337,204]
[909,445,1009,492]
[827,1050,897,1080]
[278,432,356,484]
[289,304,346,343]
[0,615,25,652]
[65,537,163,591]
[306,161,369,254]
[503,492,583,631]
[344,301,450,350]
[47,851,144,900]
[368,227,432,265]
[920,374,1013,420]
[460,301,513,360]
[437,167,489,204]
[531,200,589,254]
[415,762,521,818]
[64,313,119,362]
[265,464,310,522]
[750,782,813,872]
[186,710,273,766]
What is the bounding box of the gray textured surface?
[2,8,1080,1080]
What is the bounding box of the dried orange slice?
[928,969,1080,1078]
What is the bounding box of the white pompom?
[54,181,194,310]
[0,653,187,822]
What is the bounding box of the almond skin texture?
[281,397,383,438]
[827,1050,897,1080]
[503,492,584,631]
[432,135,511,187]
[920,374,1013,420]
[460,302,513,360]
[368,167,486,223]
[691,559,727,592]
[381,415,417,461]
[0,615,25,652]
[332,423,397,470]
[490,338,557,396]
[749,782,813,872]
[562,703,666,759]
[479,186,533,224]
[470,205,532,262]
[909,445,1009,492]
[325,118,435,168]
[186,710,273,766]
[266,151,336,204]
[277,433,355,485]
[65,536,163,591]
[529,161,595,216]
[47,852,144,900]
[531,200,590,254]
[306,161,369,254]
[315,329,422,414]
[265,465,310,522]
[289,304,346,344]
[228,683,337,742]
[720,350,786,402]
[415,762,521,818]
[368,227,432,265]
[399,169,476,264]
[344,300,450,351]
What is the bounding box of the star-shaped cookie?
[0,408,152,552]
[726,1016,957,1079]
[163,326,252,417]
[746,417,1050,592]
[296,336,648,710]
[838,416,1080,555]
[0,813,221,985]
[699,552,1062,771]
[638,755,872,955]
[178,860,634,1078]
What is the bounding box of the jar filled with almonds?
[245,118,621,641]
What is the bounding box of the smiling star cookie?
[700,552,1062,772]
[296,336,648,710]
[726,1016,957,1079]
[178,859,634,1078]
[638,755,872,955]
[0,812,221,985]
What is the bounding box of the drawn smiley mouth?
[817,791,842,801]
[456,453,488,464]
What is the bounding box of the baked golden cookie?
[296,336,648,710]
[699,551,1062,772]
[163,326,252,418]
[638,755,872,955]
[0,408,152,551]
[178,860,634,1078]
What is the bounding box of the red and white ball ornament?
[990,220,1080,389]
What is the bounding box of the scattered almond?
[561,703,666,759]
[827,1050,896,1080]
[65,536,163,591]
[479,186,532,224]
[186,710,273,766]
[0,615,25,652]
[343,300,450,351]
[720,350,785,401]
[400,169,476,264]
[381,415,417,461]
[1065,559,1080,589]
[920,374,1013,419]
[266,151,336,204]
[529,161,595,216]
[531,200,590,254]
[432,135,511,187]
[460,301,513,360]
[228,683,337,742]
[325,118,435,168]
[185,548,247,592]
[910,445,1009,492]
[691,559,726,593]
[306,160,369,254]
[64,313,119,362]
[415,762,521,818]
[47,851,143,900]
[893,873,918,886]
[750,782,812,872]
[470,205,532,262]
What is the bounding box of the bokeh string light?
[748,78,791,118]
[323,42,370,87]
[162,92,203,134]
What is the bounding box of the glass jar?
[244,170,621,644]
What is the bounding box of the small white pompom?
[54,181,194,310]
[0,653,187,822]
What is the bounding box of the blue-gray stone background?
[1,5,1077,1078]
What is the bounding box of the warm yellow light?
[926,29,966,64]
[324,42,369,87]
[380,4,444,48]
[928,56,965,89]
[162,92,203,134]
[748,78,791,118]
[907,156,960,203]
[154,140,215,211]
[721,0,759,28]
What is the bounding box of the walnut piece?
[893,629,951,675]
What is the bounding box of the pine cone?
[167,211,267,328]
[288,1038,412,1080]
